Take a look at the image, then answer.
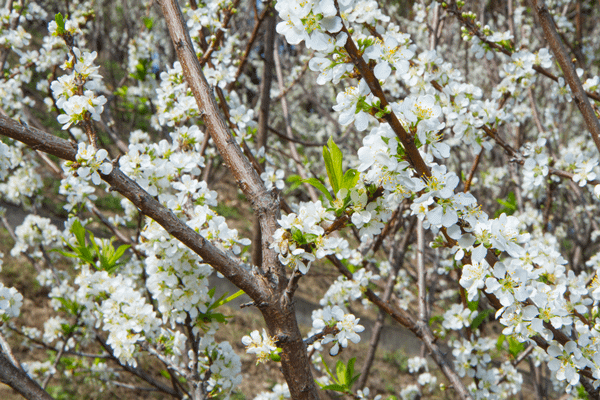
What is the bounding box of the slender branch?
[341,22,431,179]
[327,255,472,400]
[107,380,161,391]
[0,115,264,301]
[417,219,427,323]
[95,333,180,398]
[463,151,482,192]
[252,11,276,267]
[268,125,327,147]
[357,218,415,389]
[226,4,272,91]
[273,55,313,102]
[530,0,600,155]
[199,0,242,66]
[273,39,319,202]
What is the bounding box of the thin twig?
[530,0,600,155]
[273,39,319,202]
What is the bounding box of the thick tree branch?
[0,115,263,301]
[530,0,600,155]
[157,2,320,398]
[0,352,55,400]
[157,0,284,282]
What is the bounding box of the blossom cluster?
[3,0,600,398]
[50,47,107,130]
[241,329,278,364]
[310,305,365,356]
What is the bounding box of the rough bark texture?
[0,352,55,400]
[252,11,276,267]
[0,115,263,301]
[530,0,600,155]
[157,1,321,398]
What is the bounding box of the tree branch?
[0,115,263,301]
[0,352,55,400]
[532,0,600,154]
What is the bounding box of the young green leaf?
[470,309,494,331]
[54,13,66,35]
[323,137,343,194]
[336,359,347,386]
[301,177,334,201]
[341,169,359,191]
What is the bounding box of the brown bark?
[531,0,600,154]
[0,352,55,400]
[158,1,321,398]
[252,12,277,268]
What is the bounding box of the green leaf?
[55,13,66,35]
[507,337,525,358]
[209,289,245,311]
[302,178,333,201]
[335,359,347,385]
[345,358,360,386]
[340,169,359,191]
[110,244,131,264]
[496,334,506,351]
[291,227,304,244]
[319,384,348,393]
[429,314,444,326]
[143,17,154,30]
[160,370,170,379]
[218,289,245,307]
[470,309,494,331]
[114,86,128,97]
[467,299,479,312]
[323,137,343,194]
[319,355,338,385]
[130,60,150,81]
[71,220,87,247]
[55,297,81,315]
[53,249,80,259]
[345,259,356,274]
[286,174,304,192]
[495,192,517,217]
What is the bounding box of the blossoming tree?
[1,0,600,399]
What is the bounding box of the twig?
[95,332,180,397]
[463,151,482,192]
[199,0,242,66]
[273,39,319,202]
[417,219,427,323]
[267,125,327,147]
[357,217,416,389]
[226,4,272,90]
[530,0,600,156]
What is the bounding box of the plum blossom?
[364,34,414,81]
[332,80,374,131]
[242,329,278,364]
[572,154,597,187]
[261,166,285,190]
[72,143,113,185]
[547,341,585,386]
[312,305,364,356]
